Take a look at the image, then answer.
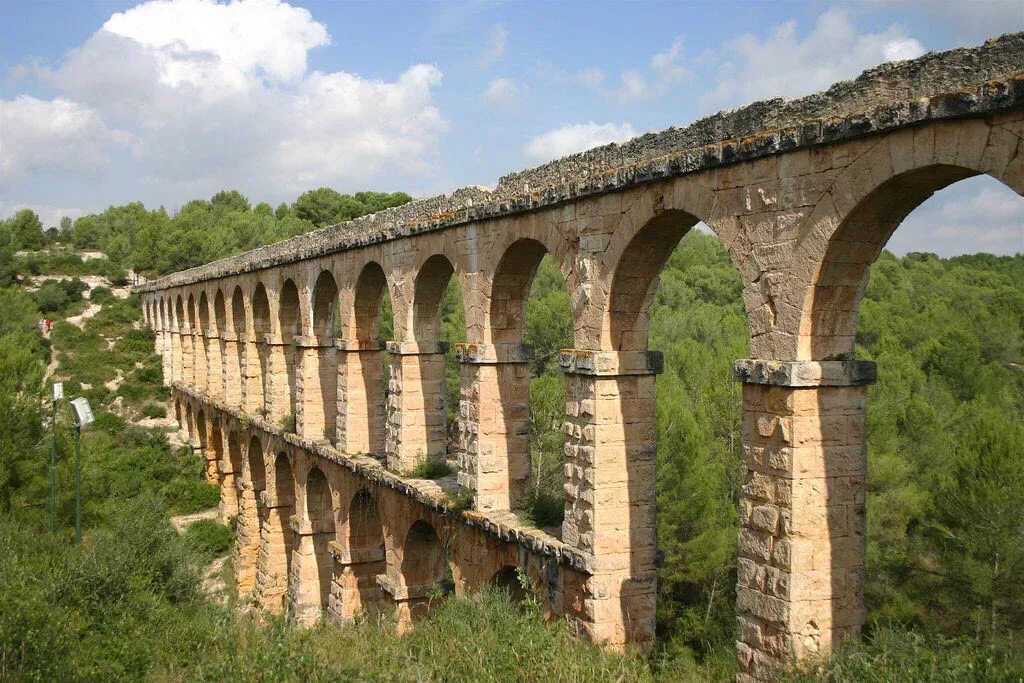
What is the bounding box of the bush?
[184,519,233,559]
[404,459,453,479]
[142,402,167,419]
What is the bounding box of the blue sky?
[1,0,1022,255]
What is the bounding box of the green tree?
[8,209,44,250]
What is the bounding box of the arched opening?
[329,488,386,622]
[348,489,384,559]
[305,270,339,442]
[207,421,233,517]
[277,279,300,425]
[184,403,196,447]
[339,262,393,457]
[480,238,572,519]
[252,283,271,415]
[226,431,244,521]
[595,207,746,653]
[231,286,246,335]
[304,466,335,615]
[793,168,1024,656]
[400,519,447,620]
[195,292,211,392]
[491,565,526,603]
[259,452,296,613]
[392,254,465,472]
[174,295,187,383]
[247,435,266,493]
[195,408,207,449]
[214,290,227,332]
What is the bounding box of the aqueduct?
[139,35,1023,681]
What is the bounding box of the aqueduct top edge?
[138,32,1024,293]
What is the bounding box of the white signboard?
[70,397,95,427]
[53,382,63,401]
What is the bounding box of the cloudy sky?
[1,0,1022,256]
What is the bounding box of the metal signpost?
[50,382,63,534]
[69,397,95,544]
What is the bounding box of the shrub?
[184,519,233,559]
[142,402,167,419]
[404,459,452,479]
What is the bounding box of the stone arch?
[247,434,267,492]
[214,289,227,333]
[348,488,384,558]
[257,451,296,613]
[252,283,271,335]
[794,128,1024,361]
[184,402,196,446]
[412,254,456,343]
[195,408,208,449]
[311,270,338,338]
[337,261,391,456]
[302,465,335,617]
[207,420,230,518]
[231,285,246,334]
[186,292,197,328]
[173,294,183,327]
[603,209,701,352]
[350,261,389,342]
[198,291,211,331]
[252,283,272,413]
[278,278,301,341]
[488,238,552,345]
[491,565,526,602]
[400,519,447,621]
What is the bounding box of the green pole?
[75,425,82,544]
[49,397,56,534]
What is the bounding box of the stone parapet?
[387,340,449,355]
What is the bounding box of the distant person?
[45,319,52,334]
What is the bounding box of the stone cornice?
[137,33,1024,294]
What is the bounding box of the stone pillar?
[287,516,334,626]
[160,329,173,385]
[559,349,660,647]
[454,343,533,512]
[385,341,449,473]
[180,325,194,386]
[335,340,386,455]
[234,477,262,596]
[222,333,243,407]
[254,489,294,614]
[264,334,296,425]
[295,335,337,443]
[194,332,208,393]
[218,455,239,523]
[732,359,875,682]
[241,333,264,415]
[206,331,223,400]
[328,541,387,623]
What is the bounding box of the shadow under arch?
[305,270,339,442]
[252,283,271,413]
[331,488,388,621]
[400,519,448,623]
[277,279,301,421]
[304,466,335,617]
[258,452,296,613]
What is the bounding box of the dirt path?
[169,507,220,533]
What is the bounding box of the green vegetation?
[404,459,454,480]
[0,186,1021,680]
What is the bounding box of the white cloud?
[888,176,1024,257]
[482,77,524,106]
[698,9,924,111]
[524,122,637,162]
[479,24,508,69]
[0,95,129,183]
[23,0,447,201]
[606,37,692,104]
